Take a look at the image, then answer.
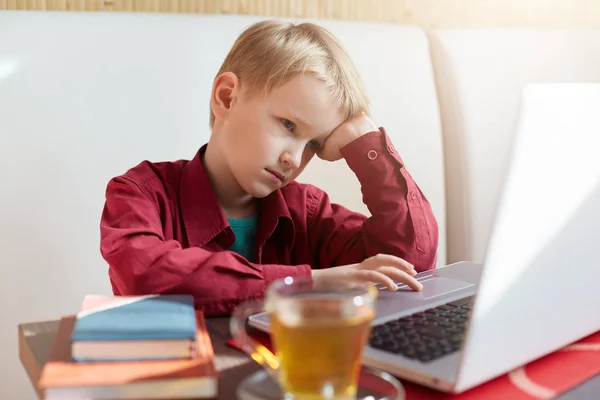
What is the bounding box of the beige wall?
[1,0,599,28]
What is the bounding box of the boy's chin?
[244,182,282,199]
[249,188,277,199]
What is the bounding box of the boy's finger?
[369,254,416,275]
[354,269,398,291]
[378,267,423,291]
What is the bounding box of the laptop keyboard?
[369,296,474,363]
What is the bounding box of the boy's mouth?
[266,169,285,183]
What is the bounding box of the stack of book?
[38,294,218,399]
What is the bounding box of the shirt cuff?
[262,264,312,285]
[340,127,405,181]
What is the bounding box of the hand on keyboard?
[311,254,423,291]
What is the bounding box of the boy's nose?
[282,147,303,170]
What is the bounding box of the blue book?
[71,294,196,342]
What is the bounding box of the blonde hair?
[210,20,370,127]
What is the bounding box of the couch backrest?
[0,12,445,398]
[429,28,600,264]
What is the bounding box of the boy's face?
[214,73,345,199]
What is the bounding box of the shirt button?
[410,191,417,200]
[387,144,396,154]
[367,150,378,160]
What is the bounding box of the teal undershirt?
[227,214,258,263]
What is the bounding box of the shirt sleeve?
[100,176,312,316]
[307,128,439,271]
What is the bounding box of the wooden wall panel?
[1,0,599,28]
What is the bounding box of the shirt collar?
[180,145,295,251]
[257,184,295,251]
[179,146,228,248]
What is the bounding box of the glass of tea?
[230,275,404,400]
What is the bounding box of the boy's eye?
[306,140,320,151]
[281,118,295,131]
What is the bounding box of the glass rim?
[267,275,378,300]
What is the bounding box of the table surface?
[18,317,600,399]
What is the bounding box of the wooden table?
[19,318,600,399]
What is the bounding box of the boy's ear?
[211,72,240,122]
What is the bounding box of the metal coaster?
[237,366,405,400]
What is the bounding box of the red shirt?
[100,129,439,315]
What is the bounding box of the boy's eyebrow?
[285,111,311,128]
[290,114,331,142]
[291,115,331,141]
[281,109,334,139]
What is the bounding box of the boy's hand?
[311,254,423,291]
[318,113,379,162]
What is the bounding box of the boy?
[100,20,439,316]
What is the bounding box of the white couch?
[1,11,599,399]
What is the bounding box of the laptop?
[248,83,600,393]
